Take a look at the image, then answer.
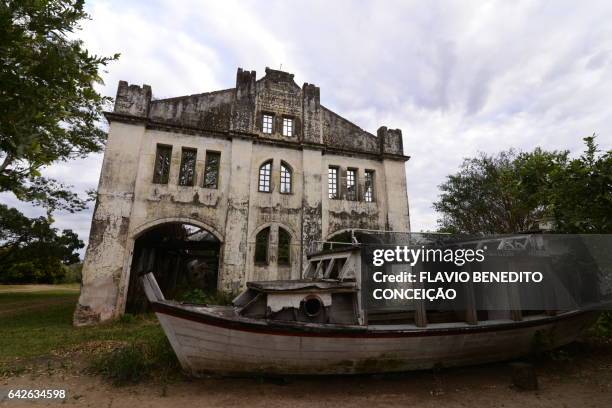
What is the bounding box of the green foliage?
[589,312,612,338]
[546,136,612,233]
[434,136,612,234]
[89,333,179,385]
[60,262,82,283]
[0,0,118,212]
[0,203,83,283]
[178,288,235,306]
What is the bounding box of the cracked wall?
[75,67,410,325]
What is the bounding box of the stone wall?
[74,67,410,325]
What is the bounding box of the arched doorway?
[125,222,222,313]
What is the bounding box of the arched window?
[278,228,291,265]
[255,227,270,264]
[280,162,292,194]
[258,161,272,192]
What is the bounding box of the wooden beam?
[324,259,336,278]
[464,264,478,325]
[507,259,523,322]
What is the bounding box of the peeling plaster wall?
[75,67,411,325]
[321,153,389,238]
[246,144,303,283]
[74,122,145,325]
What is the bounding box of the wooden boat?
[141,245,598,376]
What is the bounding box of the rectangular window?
[328,166,339,199]
[178,147,197,186]
[262,114,273,134]
[364,170,375,202]
[153,144,172,184]
[203,151,221,189]
[282,117,293,137]
[346,168,357,201]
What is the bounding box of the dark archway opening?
[126,222,221,313]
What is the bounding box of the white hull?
[152,302,597,376]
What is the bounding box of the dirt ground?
[1,285,610,407]
[1,342,611,408]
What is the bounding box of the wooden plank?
[507,259,523,322]
[141,273,164,301]
[464,264,478,325]
[323,258,336,278]
[314,260,324,278]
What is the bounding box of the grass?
[89,331,180,385]
[0,285,180,384]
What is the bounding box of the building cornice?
[103,112,410,162]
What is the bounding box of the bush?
[178,288,235,306]
[89,332,180,385]
[60,263,82,283]
[1,260,66,284]
[589,311,612,338]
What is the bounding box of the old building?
[74,67,411,325]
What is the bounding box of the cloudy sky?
[5,0,612,251]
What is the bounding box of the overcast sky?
[4,0,612,252]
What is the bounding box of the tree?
[434,137,611,234]
[0,204,83,283]
[0,0,118,212]
[547,136,612,233]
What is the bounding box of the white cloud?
[5,0,612,252]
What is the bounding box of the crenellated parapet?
[302,82,321,144]
[231,68,257,133]
[114,81,151,117]
[377,126,404,156]
[107,68,408,161]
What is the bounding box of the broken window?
[328,166,339,199]
[282,117,293,137]
[280,162,292,194]
[153,144,172,184]
[262,114,273,134]
[364,169,375,202]
[203,151,220,189]
[255,227,270,264]
[258,160,272,192]
[346,168,357,201]
[278,227,291,265]
[178,148,197,186]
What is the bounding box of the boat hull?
[151,302,597,376]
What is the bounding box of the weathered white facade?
[74,67,410,325]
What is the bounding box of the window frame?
[262,113,274,134]
[346,167,358,201]
[328,166,339,199]
[254,227,270,265]
[278,227,291,265]
[153,144,172,184]
[258,160,273,193]
[282,117,294,137]
[178,147,197,186]
[202,150,221,189]
[364,169,375,202]
[280,161,293,194]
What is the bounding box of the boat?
[141,237,599,376]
